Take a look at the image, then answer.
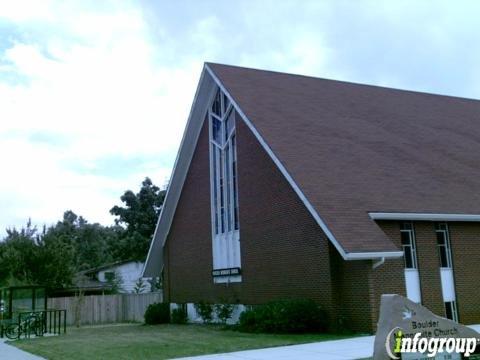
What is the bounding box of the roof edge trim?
[143,66,214,277]
[369,212,480,222]
[345,251,403,260]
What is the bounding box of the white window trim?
[400,222,422,303]
[444,300,459,322]
[435,223,453,269]
[400,222,418,269]
[208,88,242,283]
[435,223,458,321]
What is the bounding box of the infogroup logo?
[385,327,479,359]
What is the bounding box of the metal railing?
[0,309,66,339]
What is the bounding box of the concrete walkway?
[177,335,375,360]
[0,339,45,360]
[178,325,480,360]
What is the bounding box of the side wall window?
[400,222,418,269]
[435,222,453,268]
[445,301,458,323]
[435,222,458,322]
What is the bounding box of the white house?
[88,260,152,293]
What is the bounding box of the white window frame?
[435,222,453,269]
[400,222,418,269]
[208,88,241,283]
[444,300,458,322]
[435,223,459,321]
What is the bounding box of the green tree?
[49,211,121,270]
[35,226,76,289]
[106,270,123,294]
[0,176,164,290]
[0,220,39,285]
[110,177,165,260]
[0,220,75,289]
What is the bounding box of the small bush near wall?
[194,301,214,323]
[144,302,170,324]
[238,299,328,333]
[214,303,235,324]
[171,308,188,324]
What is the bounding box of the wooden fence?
[47,292,163,326]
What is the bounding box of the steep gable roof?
[144,63,480,276]
[207,63,480,253]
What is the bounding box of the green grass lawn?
[12,323,354,360]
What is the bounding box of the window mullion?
[229,138,235,234]
[229,149,234,267]
[220,145,229,267]
[216,148,222,235]
[410,230,417,269]
[225,145,231,233]
[400,223,418,270]
[221,117,226,234]
[233,133,239,231]
[212,143,218,236]
[446,231,452,268]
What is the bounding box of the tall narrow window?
[208,88,241,283]
[232,134,239,230]
[435,222,458,321]
[445,301,458,322]
[401,221,422,303]
[400,222,418,269]
[436,222,453,268]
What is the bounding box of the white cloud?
[1,0,480,236]
[0,0,55,23]
[0,1,200,234]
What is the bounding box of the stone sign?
[374,294,480,360]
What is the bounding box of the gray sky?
[1,0,479,234]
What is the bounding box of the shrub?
[171,307,188,324]
[214,303,236,324]
[144,302,170,325]
[194,301,214,323]
[336,313,353,334]
[237,307,256,332]
[238,299,327,333]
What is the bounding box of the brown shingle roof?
[207,63,480,254]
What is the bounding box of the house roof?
[144,63,480,276]
[83,259,140,275]
[207,63,480,254]
[50,273,113,295]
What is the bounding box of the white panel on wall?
[440,268,456,302]
[404,269,422,303]
[184,303,246,324]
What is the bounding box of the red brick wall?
[368,221,449,330]
[330,246,374,333]
[163,112,480,332]
[163,119,215,303]
[413,222,445,315]
[369,221,406,331]
[164,113,334,315]
[370,221,480,329]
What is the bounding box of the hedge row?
[238,299,328,333]
[144,299,328,333]
[144,303,187,324]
